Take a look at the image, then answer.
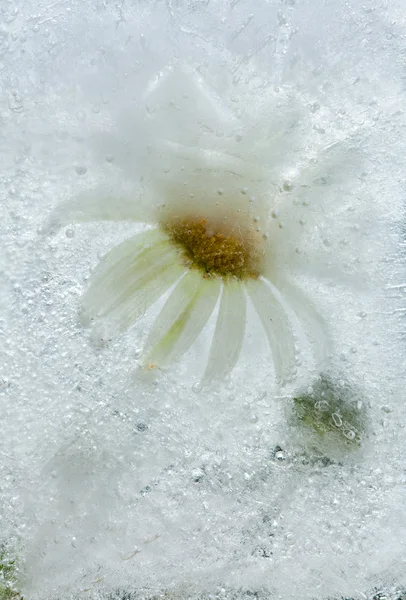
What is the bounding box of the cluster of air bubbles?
[292,375,366,449]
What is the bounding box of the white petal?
[47,188,154,232]
[145,274,221,368]
[202,279,246,384]
[107,261,185,333]
[247,277,296,385]
[152,146,273,230]
[275,276,331,368]
[143,270,202,352]
[145,270,202,349]
[83,229,166,306]
[142,64,236,144]
[82,233,181,325]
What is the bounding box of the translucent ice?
[0,1,405,599]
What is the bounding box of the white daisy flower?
[51,65,344,386]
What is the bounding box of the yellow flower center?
[162,217,264,280]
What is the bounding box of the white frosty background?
[1,0,405,599]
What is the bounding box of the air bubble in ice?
[274,449,286,461]
[285,532,295,545]
[192,468,204,482]
[314,400,330,412]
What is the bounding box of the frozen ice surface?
[1,0,406,599]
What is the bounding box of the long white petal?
[246,277,296,385]
[106,261,185,333]
[82,237,180,323]
[47,189,154,231]
[275,275,331,368]
[143,270,202,351]
[202,279,246,384]
[145,275,221,368]
[83,229,166,303]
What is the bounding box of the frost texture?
[1,1,406,599]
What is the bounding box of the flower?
[51,64,337,385]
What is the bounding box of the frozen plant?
[51,65,356,385]
[291,372,368,449]
[0,547,22,600]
